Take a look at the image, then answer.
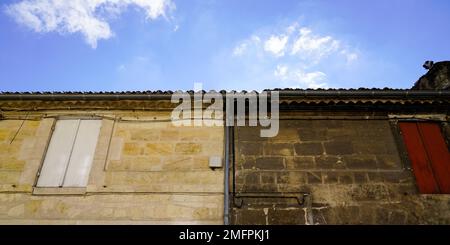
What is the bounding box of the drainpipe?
[223,126,230,225]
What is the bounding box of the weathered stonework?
[0,111,224,224]
[232,117,450,225]
[0,91,449,225]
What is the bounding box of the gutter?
[0,94,173,101]
[0,90,449,101]
[276,90,450,99]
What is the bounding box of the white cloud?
[228,22,358,89]
[264,35,288,57]
[5,0,175,48]
[274,64,288,78]
[291,27,340,62]
[232,35,261,57]
[232,43,247,57]
[341,49,359,63]
[274,64,328,89]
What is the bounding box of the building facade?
[0,89,449,224]
[0,97,224,224]
[232,91,450,224]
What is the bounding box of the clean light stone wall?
[0,112,224,224]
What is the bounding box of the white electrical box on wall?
[209,156,222,168]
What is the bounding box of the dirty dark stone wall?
[231,119,450,224]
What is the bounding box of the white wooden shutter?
[62,120,101,187]
[36,120,80,187]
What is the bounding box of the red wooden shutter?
[399,122,450,194]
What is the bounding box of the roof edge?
[0,90,449,101]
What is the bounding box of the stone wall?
[1,110,449,224]
[232,119,450,224]
[0,111,224,224]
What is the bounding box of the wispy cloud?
[4,0,175,48]
[230,22,359,89]
[232,35,261,57]
[290,27,340,63]
[274,64,328,89]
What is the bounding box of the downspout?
[223,126,230,225]
[231,126,236,201]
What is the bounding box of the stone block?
[315,155,344,169]
[307,172,322,184]
[234,208,266,225]
[297,129,327,141]
[354,173,369,184]
[108,157,162,171]
[312,207,336,224]
[130,129,160,141]
[388,210,407,224]
[236,127,267,142]
[179,129,211,141]
[264,143,294,156]
[376,155,402,170]
[144,143,173,155]
[334,206,360,224]
[338,173,354,184]
[324,140,353,155]
[381,171,414,184]
[343,155,377,169]
[255,157,284,170]
[0,129,11,141]
[294,143,323,155]
[122,142,141,155]
[200,141,223,155]
[239,142,263,155]
[0,159,26,171]
[269,127,299,142]
[0,143,21,155]
[351,184,389,201]
[268,208,306,224]
[322,172,338,184]
[288,172,307,185]
[260,173,275,184]
[241,156,256,169]
[159,130,180,141]
[244,172,260,185]
[285,156,315,170]
[352,140,393,154]
[174,143,202,154]
[0,172,20,184]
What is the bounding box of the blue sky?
[0,0,449,92]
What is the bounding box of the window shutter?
[36,120,80,187]
[399,122,450,194]
[62,120,102,187]
[416,123,450,193]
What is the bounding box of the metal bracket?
[232,192,310,208]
